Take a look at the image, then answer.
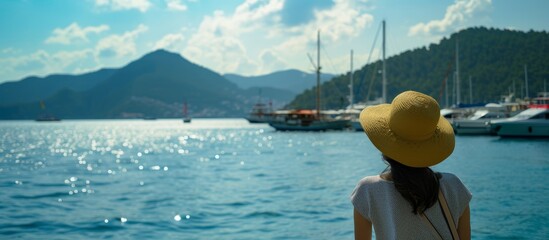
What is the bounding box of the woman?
[351,91,471,240]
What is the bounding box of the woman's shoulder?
[351,175,393,204]
[439,172,464,185]
[354,175,392,193]
[356,175,385,185]
[438,172,472,198]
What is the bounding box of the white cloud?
[263,0,373,75]
[1,24,150,82]
[95,0,152,12]
[184,35,258,74]
[45,22,110,45]
[0,49,96,81]
[166,0,187,11]
[180,0,372,75]
[95,24,148,59]
[408,0,492,36]
[182,0,283,74]
[51,49,95,68]
[259,49,287,73]
[273,0,373,52]
[154,33,185,50]
[1,48,19,55]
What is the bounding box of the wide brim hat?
[360,91,455,167]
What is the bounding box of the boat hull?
[452,120,494,135]
[245,116,274,124]
[269,119,349,131]
[491,121,549,137]
[350,120,363,131]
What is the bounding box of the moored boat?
[35,114,61,122]
[245,102,274,123]
[342,21,389,132]
[182,102,191,123]
[36,101,60,122]
[269,31,350,131]
[451,103,509,135]
[269,110,349,131]
[490,107,549,137]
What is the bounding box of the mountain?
[0,68,116,106]
[0,50,255,119]
[223,69,334,94]
[287,27,549,109]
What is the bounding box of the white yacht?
[490,107,549,137]
[451,104,509,135]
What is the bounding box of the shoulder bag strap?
[420,213,443,240]
[438,190,460,240]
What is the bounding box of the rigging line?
[438,49,456,104]
[318,42,347,109]
[365,60,381,102]
[356,21,382,101]
[321,44,338,76]
[438,60,454,104]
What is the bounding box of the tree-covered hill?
[287,27,549,110]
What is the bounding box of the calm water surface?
[0,119,547,239]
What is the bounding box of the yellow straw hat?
[359,91,455,167]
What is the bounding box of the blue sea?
[0,119,547,239]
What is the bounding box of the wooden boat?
[269,110,349,131]
[268,31,349,131]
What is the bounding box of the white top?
[351,172,472,240]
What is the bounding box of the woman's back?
[351,172,471,239]
[352,91,471,239]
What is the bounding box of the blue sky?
[0,0,547,83]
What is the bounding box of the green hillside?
[287,27,549,109]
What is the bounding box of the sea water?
[0,119,547,239]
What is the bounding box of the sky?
[0,0,548,84]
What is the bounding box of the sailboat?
[35,100,60,122]
[268,31,349,131]
[347,20,388,131]
[245,89,275,123]
[440,36,473,119]
[182,101,191,123]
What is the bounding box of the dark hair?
[383,155,440,214]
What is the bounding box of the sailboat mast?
[316,30,321,118]
[469,76,473,104]
[524,65,529,99]
[350,49,354,107]
[456,37,461,105]
[445,77,449,108]
[382,20,387,104]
